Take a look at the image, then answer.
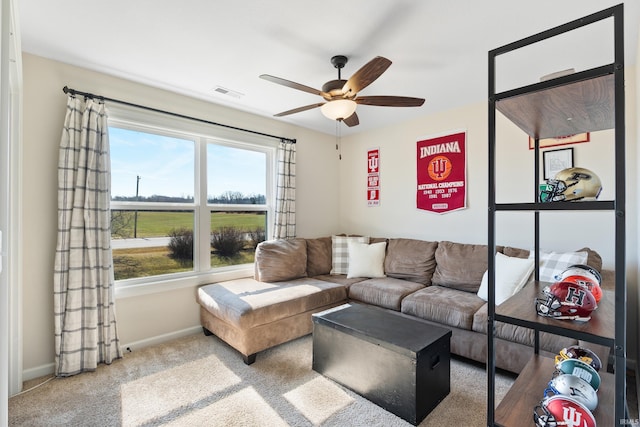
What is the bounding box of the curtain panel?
[273,141,296,239]
[53,95,122,376]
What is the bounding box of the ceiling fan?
[260,55,425,127]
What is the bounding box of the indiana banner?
[416,130,467,214]
[367,148,380,207]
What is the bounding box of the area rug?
[9,333,514,426]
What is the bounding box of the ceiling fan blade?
[260,74,324,96]
[342,56,392,96]
[273,102,325,117]
[355,96,425,107]
[342,112,359,127]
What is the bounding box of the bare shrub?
[211,227,245,258]
[167,228,193,263]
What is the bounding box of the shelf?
[496,71,615,140]
[496,280,615,346]
[495,200,616,211]
[495,355,614,426]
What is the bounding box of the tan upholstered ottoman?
[197,277,347,364]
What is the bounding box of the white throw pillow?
[477,252,535,305]
[529,250,588,282]
[347,241,387,279]
[330,235,369,275]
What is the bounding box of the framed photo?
[543,147,574,180]
[529,132,589,149]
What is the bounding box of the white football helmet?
[555,264,602,284]
[544,373,599,411]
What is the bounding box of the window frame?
[107,104,276,297]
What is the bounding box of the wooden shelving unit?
[495,356,615,426]
[487,4,626,426]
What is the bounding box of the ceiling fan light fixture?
[321,99,357,121]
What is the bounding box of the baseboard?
[21,363,55,383]
[21,326,203,383]
[121,326,202,353]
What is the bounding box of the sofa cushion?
[306,237,332,276]
[503,246,602,275]
[384,238,438,285]
[401,285,486,330]
[197,277,347,329]
[576,247,603,272]
[472,305,577,352]
[254,238,307,282]
[312,274,368,289]
[347,241,387,279]
[476,252,535,305]
[532,250,588,282]
[431,241,499,293]
[330,235,369,275]
[502,246,530,259]
[348,277,424,311]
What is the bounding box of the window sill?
[114,265,254,299]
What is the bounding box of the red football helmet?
[536,281,598,322]
[534,395,596,427]
[562,274,603,303]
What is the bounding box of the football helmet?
[544,373,599,411]
[540,167,602,202]
[555,345,603,372]
[555,358,601,391]
[534,395,596,427]
[561,274,603,303]
[536,281,598,322]
[555,264,602,285]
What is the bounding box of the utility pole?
[134,175,141,238]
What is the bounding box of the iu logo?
[427,155,452,180]
[368,155,379,173]
[565,286,586,305]
[562,405,586,427]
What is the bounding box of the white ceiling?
[17,0,640,137]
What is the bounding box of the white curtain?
[53,95,122,377]
[273,140,296,239]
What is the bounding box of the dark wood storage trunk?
[312,304,451,425]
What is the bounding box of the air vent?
[213,86,244,99]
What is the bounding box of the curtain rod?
[62,86,296,144]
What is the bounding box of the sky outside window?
[109,127,266,201]
[207,144,266,201]
[109,127,195,200]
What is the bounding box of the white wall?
[20,53,340,378]
[339,102,488,244]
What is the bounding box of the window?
[108,107,274,288]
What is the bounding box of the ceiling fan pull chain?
[335,120,342,160]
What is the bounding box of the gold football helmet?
[540,167,602,202]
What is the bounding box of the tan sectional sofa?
[197,236,610,372]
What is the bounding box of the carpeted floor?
[9,333,515,426]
